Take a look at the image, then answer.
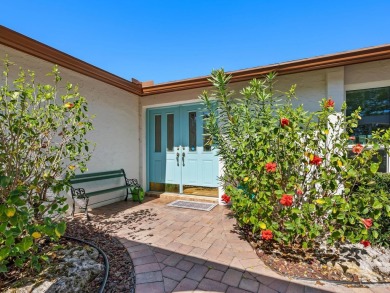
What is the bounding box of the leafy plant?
[201,69,390,249]
[0,58,94,272]
[360,173,390,247]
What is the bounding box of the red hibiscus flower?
[309,156,322,166]
[261,230,273,240]
[296,188,303,196]
[280,194,293,206]
[324,98,335,108]
[352,144,364,154]
[221,194,231,204]
[360,240,371,247]
[361,218,373,229]
[265,162,277,173]
[280,118,289,127]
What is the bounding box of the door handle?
[176,152,180,166]
[182,152,185,167]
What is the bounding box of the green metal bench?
[70,169,141,219]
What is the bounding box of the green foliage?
[359,173,390,247]
[201,69,390,248]
[0,58,94,271]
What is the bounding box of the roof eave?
[0,25,143,96]
[141,44,390,96]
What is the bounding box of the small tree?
[201,69,390,249]
[0,58,94,272]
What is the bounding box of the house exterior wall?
[140,60,390,201]
[3,40,390,206]
[0,45,140,208]
[345,59,390,85]
[140,69,332,201]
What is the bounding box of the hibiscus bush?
[360,173,390,247]
[0,58,94,272]
[201,69,390,248]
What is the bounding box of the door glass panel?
[167,113,174,151]
[203,113,211,151]
[189,112,197,151]
[183,185,219,197]
[150,182,179,193]
[155,115,161,152]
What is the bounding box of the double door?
[148,104,219,196]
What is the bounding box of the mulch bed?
[1,210,144,293]
[237,224,361,283]
[255,245,357,282]
[0,237,102,292]
[65,216,136,293]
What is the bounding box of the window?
[346,86,390,172]
[189,112,197,151]
[154,115,161,152]
[167,114,174,151]
[203,113,212,152]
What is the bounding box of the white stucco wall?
[345,59,390,85]
[140,60,390,201]
[345,59,390,91]
[0,45,139,209]
[139,69,335,202]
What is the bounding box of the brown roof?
[1,25,390,96]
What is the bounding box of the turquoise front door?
[148,104,219,196]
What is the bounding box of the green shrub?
[360,173,390,247]
[0,58,94,272]
[201,69,390,248]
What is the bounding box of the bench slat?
[70,173,124,184]
[71,169,124,179]
[85,185,129,197]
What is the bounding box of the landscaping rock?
[7,246,104,293]
[66,215,136,292]
[334,243,390,282]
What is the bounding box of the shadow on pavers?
[74,197,360,293]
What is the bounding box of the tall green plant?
[0,58,94,271]
[201,69,390,248]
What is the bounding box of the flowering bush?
[201,69,390,248]
[221,194,231,204]
[261,230,273,240]
[280,194,293,206]
[265,162,277,173]
[352,144,364,154]
[0,59,94,272]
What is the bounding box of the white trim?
[345,80,390,91]
[142,99,200,110]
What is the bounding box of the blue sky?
[2,1,390,84]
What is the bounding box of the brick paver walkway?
[90,197,390,293]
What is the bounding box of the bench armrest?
[126,178,141,188]
[71,187,87,199]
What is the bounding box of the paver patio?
[88,196,390,293]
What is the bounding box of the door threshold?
[146,191,219,203]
